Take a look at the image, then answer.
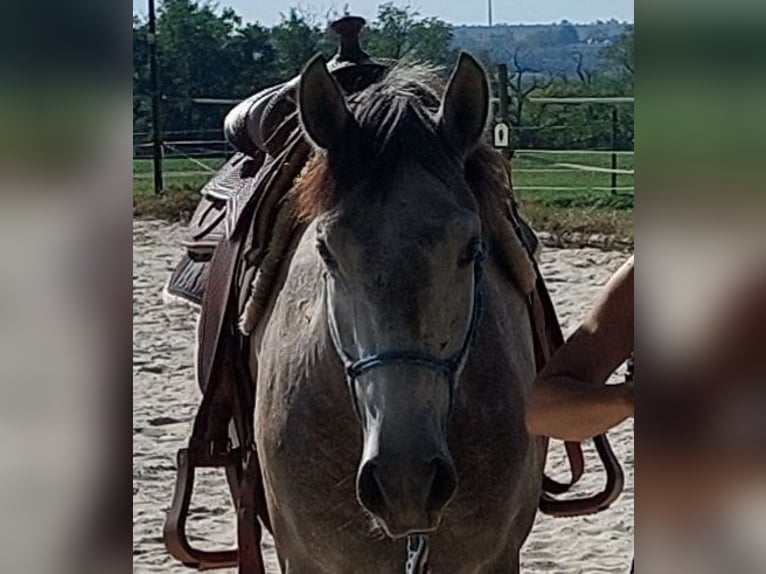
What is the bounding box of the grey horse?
[249,53,545,573]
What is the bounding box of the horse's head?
[297,54,490,538]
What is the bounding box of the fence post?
[496,63,516,197]
[148,0,164,194]
[497,64,509,129]
[610,107,618,195]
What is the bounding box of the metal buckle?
[163,444,242,570]
[405,534,429,574]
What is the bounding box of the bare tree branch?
[575,52,592,85]
[521,73,551,99]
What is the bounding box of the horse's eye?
[459,238,485,268]
[317,240,337,269]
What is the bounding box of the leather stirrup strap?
[542,442,585,495]
[528,280,586,493]
[164,237,247,571]
[174,143,304,572]
[238,447,266,574]
[539,433,624,517]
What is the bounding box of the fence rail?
[133,84,635,196]
[133,142,634,198]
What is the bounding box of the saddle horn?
[329,16,372,67]
[326,15,389,91]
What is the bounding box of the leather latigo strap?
[529,268,625,517]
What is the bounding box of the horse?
[248,53,545,573]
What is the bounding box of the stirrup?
[164,442,242,570]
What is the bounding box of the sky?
[133,0,634,26]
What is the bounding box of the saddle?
[163,17,624,573]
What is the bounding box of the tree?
[133,15,151,134]
[154,0,244,133]
[575,52,593,84]
[520,75,634,151]
[364,3,453,67]
[133,0,284,137]
[228,23,280,94]
[556,20,579,45]
[410,17,454,66]
[601,25,634,77]
[269,8,327,78]
[132,6,633,151]
[365,3,413,60]
[506,48,551,146]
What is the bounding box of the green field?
[133,157,223,196]
[133,154,634,203]
[133,157,224,175]
[513,151,634,208]
[133,152,634,244]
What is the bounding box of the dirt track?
[133,219,633,573]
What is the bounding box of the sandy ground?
[133,219,634,573]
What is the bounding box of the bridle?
[324,248,486,419]
[323,245,486,574]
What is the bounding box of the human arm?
[526,256,635,442]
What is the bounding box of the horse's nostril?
[427,457,457,513]
[357,461,386,515]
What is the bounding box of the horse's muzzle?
[357,454,457,538]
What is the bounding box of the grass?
[513,151,634,204]
[133,157,224,221]
[133,157,224,175]
[522,203,633,248]
[133,152,634,246]
[511,151,633,246]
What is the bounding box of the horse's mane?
[292,62,536,293]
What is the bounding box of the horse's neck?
[250,223,352,415]
[250,222,323,348]
[475,261,538,383]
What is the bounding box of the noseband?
[325,254,485,419]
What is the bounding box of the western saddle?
[163,16,624,573]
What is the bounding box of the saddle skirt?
[166,153,262,305]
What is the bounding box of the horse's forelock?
[292,64,444,218]
[292,63,509,225]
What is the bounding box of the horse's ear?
[298,54,353,150]
[439,52,490,154]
